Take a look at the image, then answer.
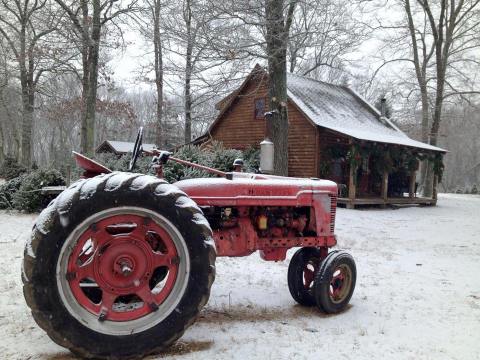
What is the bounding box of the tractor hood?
[175,173,337,207]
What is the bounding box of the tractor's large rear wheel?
[22,172,216,359]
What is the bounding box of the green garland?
[322,142,443,181]
[319,145,348,177]
[346,143,370,170]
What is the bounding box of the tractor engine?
[253,207,309,238]
[204,206,312,238]
[202,204,334,261]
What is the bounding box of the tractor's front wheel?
[313,251,356,313]
[287,247,322,306]
[22,172,216,359]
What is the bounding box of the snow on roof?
[98,140,157,154]
[286,73,446,152]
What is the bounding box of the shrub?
[162,145,213,183]
[0,156,27,180]
[13,169,65,212]
[94,153,153,175]
[242,145,260,173]
[0,174,28,209]
[210,143,244,172]
[163,143,257,181]
[90,143,260,184]
[471,185,478,194]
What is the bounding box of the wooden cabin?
[198,65,447,208]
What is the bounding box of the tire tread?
[22,172,216,359]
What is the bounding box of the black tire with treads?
[22,172,216,359]
[287,247,322,306]
[313,250,356,314]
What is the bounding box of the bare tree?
[440,102,480,192]
[287,0,367,82]
[163,0,249,144]
[54,0,138,155]
[182,0,194,144]
[0,39,22,162]
[152,0,164,147]
[370,0,480,195]
[136,0,164,147]
[0,0,61,166]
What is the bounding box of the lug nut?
[120,263,132,276]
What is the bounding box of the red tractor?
[22,129,356,359]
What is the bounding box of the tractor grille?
[330,194,337,233]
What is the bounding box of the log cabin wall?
[287,103,318,177]
[210,74,318,178]
[211,73,267,150]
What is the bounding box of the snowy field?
[1,194,479,360]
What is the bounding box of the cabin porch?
[319,135,443,209]
[337,194,437,208]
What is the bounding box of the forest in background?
[0,0,479,192]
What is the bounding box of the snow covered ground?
[1,194,479,360]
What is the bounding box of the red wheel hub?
[329,265,350,302]
[66,214,180,322]
[96,239,151,292]
[303,260,318,290]
[330,272,345,298]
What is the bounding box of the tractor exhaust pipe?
[260,139,274,174]
[260,111,276,174]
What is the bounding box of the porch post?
[409,170,416,198]
[347,162,357,209]
[381,169,389,207]
[432,174,438,204]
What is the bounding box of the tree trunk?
[0,117,4,164]
[18,21,35,167]
[423,0,449,198]
[184,0,193,144]
[153,0,164,148]
[79,0,100,156]
[20,89,34,167]
[80,0,90,154]
[267,62,289,176]
[423,78,445,197]
[418,87,430,193]
[404,0,433,196]
[265,0,293,176]
[184,50,192,145]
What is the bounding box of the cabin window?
[254,98,265,119]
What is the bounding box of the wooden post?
[347,162,357,209]
[409,170,416,198]
[432,174,438,204]
[381,169,388,208]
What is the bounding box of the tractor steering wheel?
[128,127,143,171]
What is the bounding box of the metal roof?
[287,73,446,152]
[97,140,157,154]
